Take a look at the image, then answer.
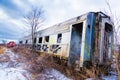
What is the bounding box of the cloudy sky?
[0,0,120,41]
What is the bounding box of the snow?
[39,68,72,80]
[102,71,118,80]
[0,68,28,80]
[102,75,118,80]
[0,48,117,80]
[0,49,30,80]
[0,48,72,80]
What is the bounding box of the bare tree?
[24,6,44,52]
[105,0,120,79]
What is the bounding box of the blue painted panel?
[84,13,96,61]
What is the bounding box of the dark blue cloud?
[0,22,21,39]
[0,0,24,19]
[0,0,27,40]
[0,0,17,10]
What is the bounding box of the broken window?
[57,33,62,43]
[39,37,42,43]
[19,41,23,44]
[25,40,28,44]
[44,36,49,43]
[34,38,36,43]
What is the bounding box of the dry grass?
[114,50,120,80]
[12,46,111,80]
[0,47,5,54]
[12,46,83,79]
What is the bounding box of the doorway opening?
[69,22,83,66]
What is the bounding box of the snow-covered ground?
[102,71,118,80]
[102,75,118,80]
[0,49,30,80]
[0,48,72,80]
[0,48,118,80]
[39,68,72,80]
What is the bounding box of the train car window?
[45,36,49,43]
[39,37,42,43]
[88,25,90,29]
[19,41,23,44]
[25,40,28,44]
[57,33,62,43]
[34,38,36,43]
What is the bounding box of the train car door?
[99,17,113,63]
[68,20,87,68]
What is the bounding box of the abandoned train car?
[20,12,114,68]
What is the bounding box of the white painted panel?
[61,32,70,44]
[24,40,26,44]
[49,35,57,44]
[36,38,39,44]
[99,20,105,63]
[80,20,86,67]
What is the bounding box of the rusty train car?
[20,12,114,68]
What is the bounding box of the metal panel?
[61,32,70,44]
[80,20,87,67]
[99,18,114,63]
[49,35,57,44]
[84,13,96,62]
[99,19,105,63]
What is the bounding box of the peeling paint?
[20,12,114,68]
